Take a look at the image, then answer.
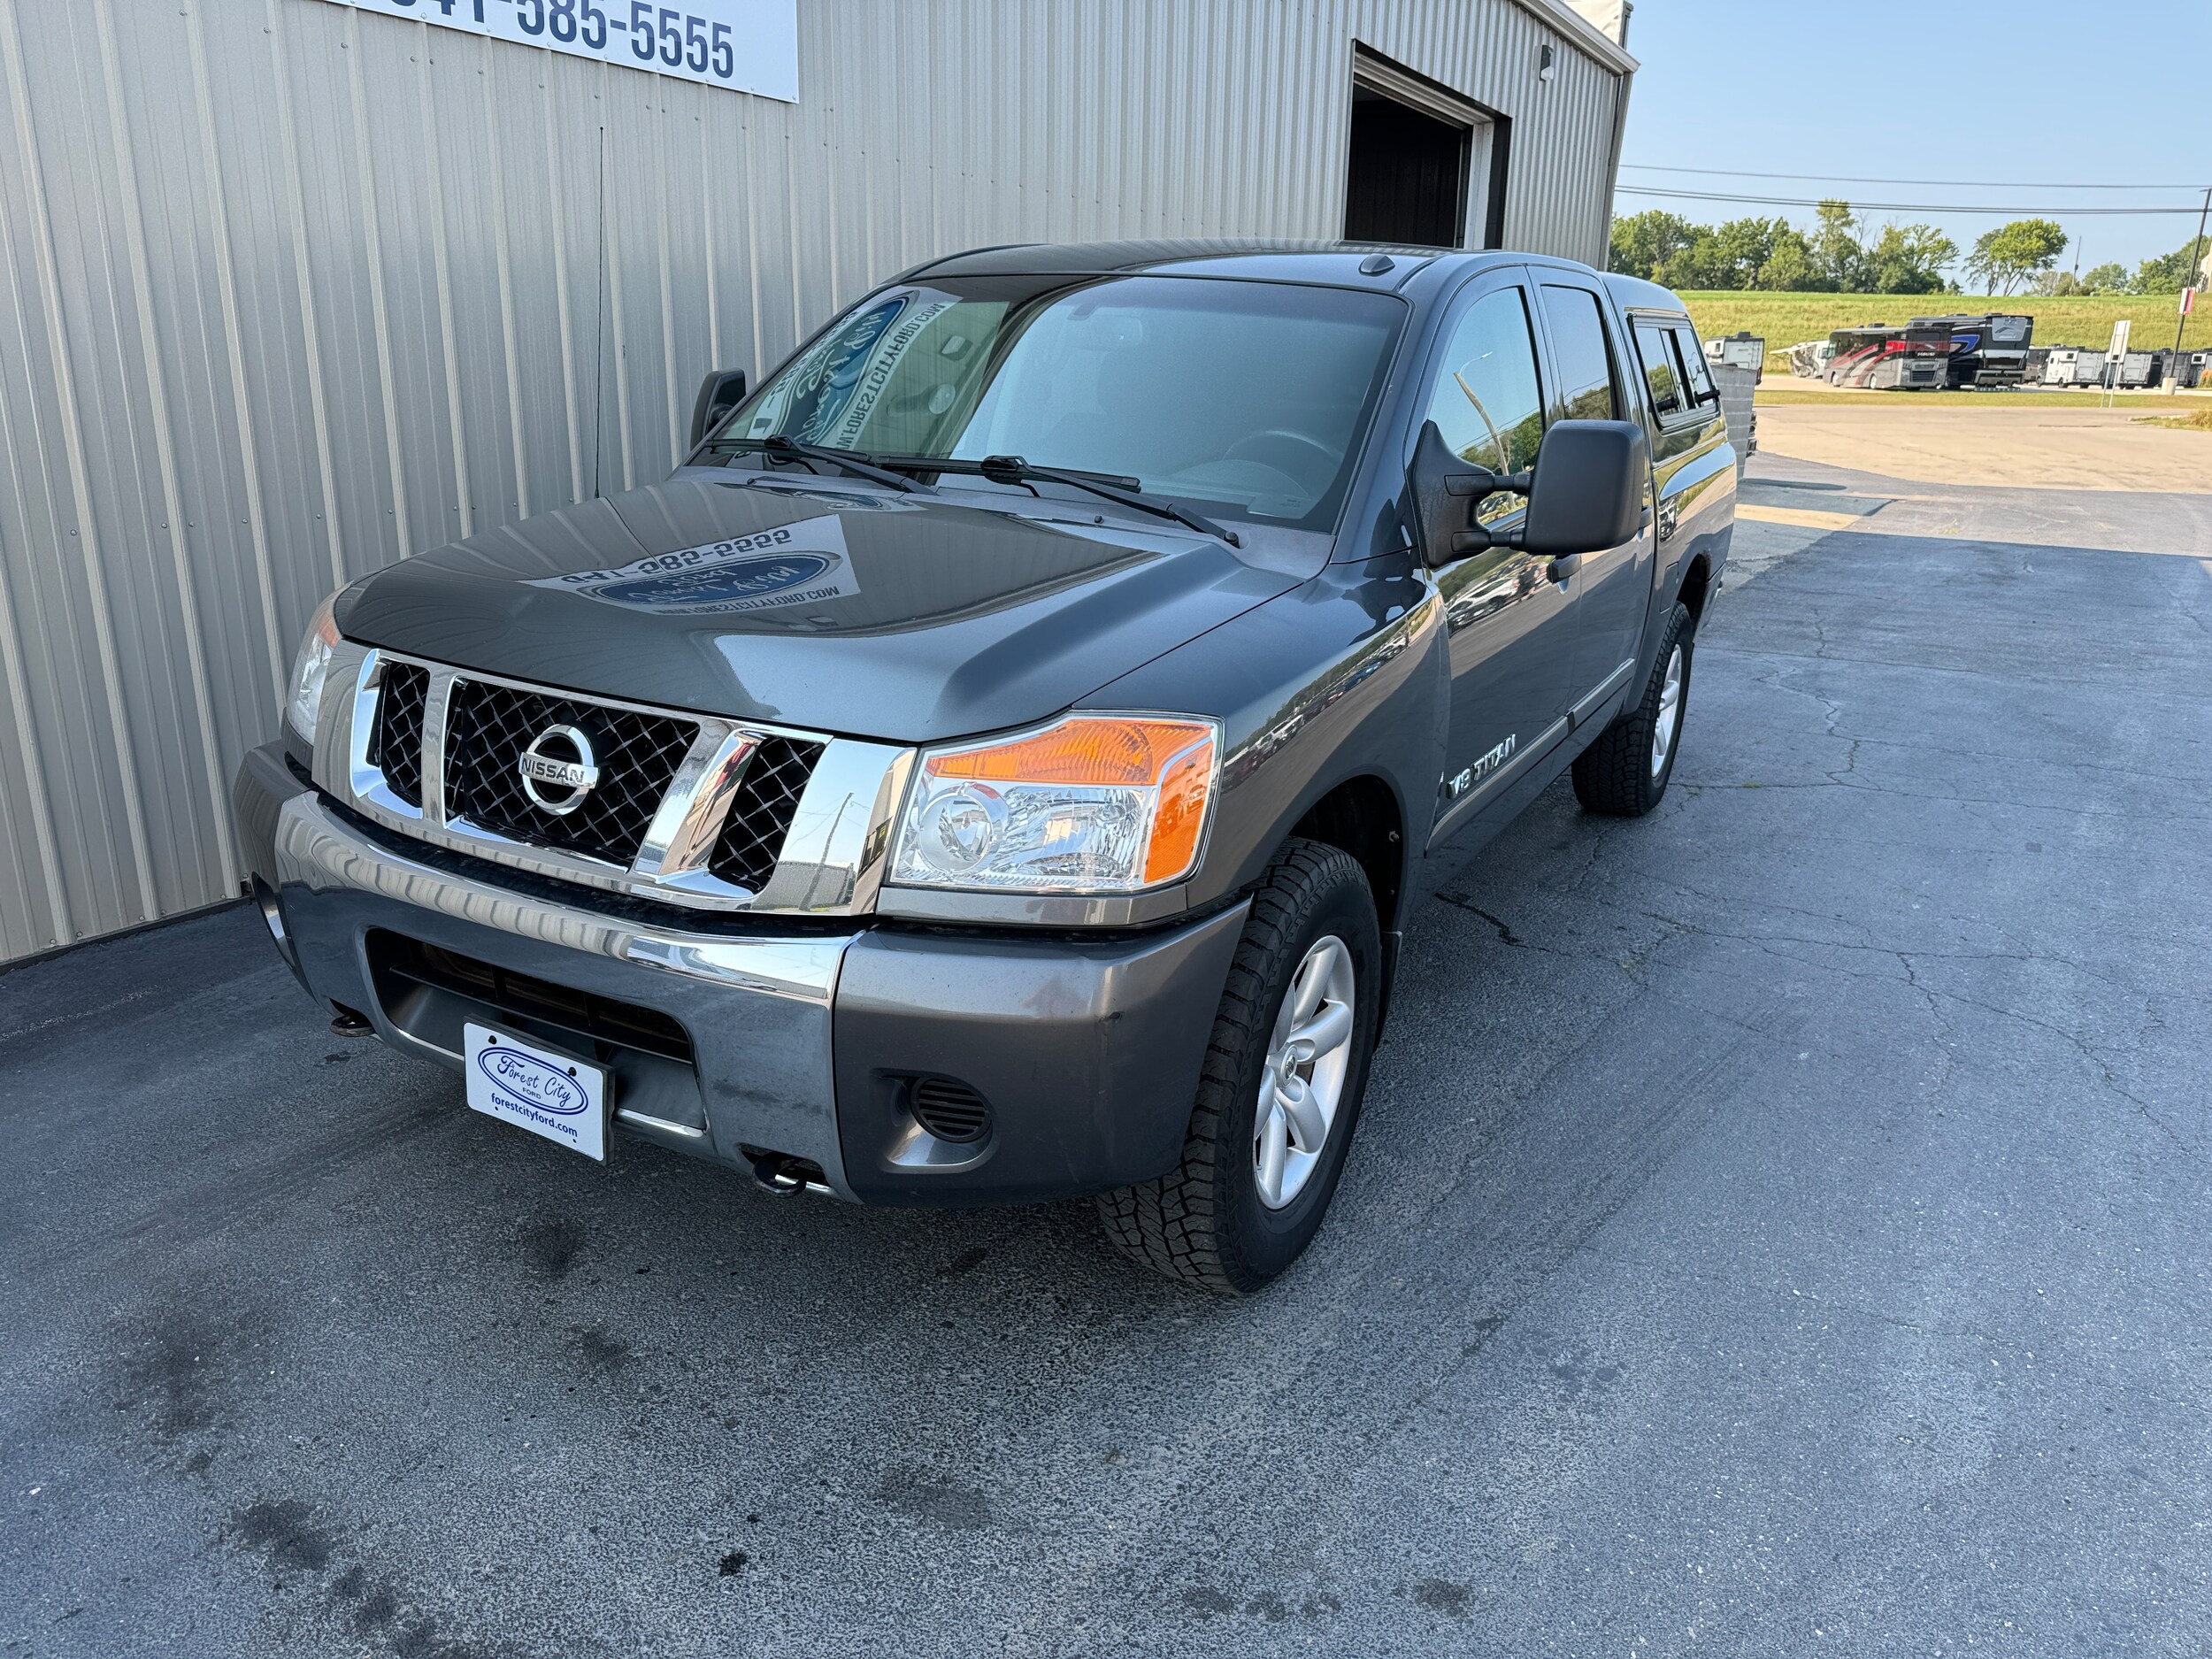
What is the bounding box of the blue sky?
[1616,0,2212,276]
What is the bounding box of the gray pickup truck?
[234,240,1734,1292]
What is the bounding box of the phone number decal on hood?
[529,518,860,615]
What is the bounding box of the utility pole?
[2170,184,2210,393]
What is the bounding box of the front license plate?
[465,1021,609,1162]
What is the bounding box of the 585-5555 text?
[388,0,741,78]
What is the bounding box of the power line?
[1622,163,2205,191]
[1614,186,2207,216]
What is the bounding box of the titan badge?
[1440,733,1517,806]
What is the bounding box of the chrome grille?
[321,646,895,916]
[710,735,826,893]
[369,663,430,808]
[443,680,694,866]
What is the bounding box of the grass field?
[1682,291,2210,368]
[2138,408,2212,431]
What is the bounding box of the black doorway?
[1342,85,1471,247]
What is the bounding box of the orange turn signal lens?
[1143,737,1214,884]
[928,716,1216,791]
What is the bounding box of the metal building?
[0,0,1634,964]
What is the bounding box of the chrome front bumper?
[261,750,859,1194]
[235,744,1248,1208]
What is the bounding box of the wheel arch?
[1286,772,1408,937]
[1676,550,1714,627]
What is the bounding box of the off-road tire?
[1096,840,1380,1294]
[1572,602,1694,818]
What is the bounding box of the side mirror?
[1408,419,1531,569]
[1406,419,1646,565]
[687,367,749,451]
[1517,420,1648,557]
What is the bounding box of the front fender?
[1081,556,1443,935]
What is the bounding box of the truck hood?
[336,472,1299,742]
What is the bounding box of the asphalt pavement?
[4,455,2210,1657]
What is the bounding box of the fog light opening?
[909,1076,994,1145]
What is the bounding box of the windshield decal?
[742,289,958,452]
[530,517,860,616]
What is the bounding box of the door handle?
[1547,553,1582,582]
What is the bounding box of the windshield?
[720,274,1405,533]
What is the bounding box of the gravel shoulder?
[1755,400,2212,492]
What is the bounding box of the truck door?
[1630,316,1736,637]
[1534,279,1654,725]
[1415,273,1580,843]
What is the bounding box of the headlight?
[285,592,342,744]
[889,714,1220,894]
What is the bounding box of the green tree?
[1651,229,1724,289]
[1809,201,1869,292]
[2130,237,2211,295]
[2078,262,2129,295]
[1964,219,2068,296]
[1755,234,1818,291]
[1863,223,1957,294]
[1609,210,1699,280]
[1654,217,1794,290]
[1709,217,1793,288]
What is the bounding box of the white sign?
[318,0,798,103]
[2106,319,2132,362]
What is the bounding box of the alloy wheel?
[1252,933,1356,1210]
[1650,643,1684,779]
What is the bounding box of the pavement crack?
[1434,893,1525,948]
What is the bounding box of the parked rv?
[1910,312,2033,388]
[1824,321,1952,390]
[2040,347,2104,388]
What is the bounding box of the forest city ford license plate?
[465,1022,609,1161]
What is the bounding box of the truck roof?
[909,239,1592,294]
[1600,272,1693,317]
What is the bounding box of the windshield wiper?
[880,453,1240,547]
[709,434,923,494]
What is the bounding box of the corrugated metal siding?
[0,0,1625,962]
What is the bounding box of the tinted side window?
[1424,288,1545,526]
[1633,320,1684,420]
[1541,285,1620,421]
[1670,325,1717,403]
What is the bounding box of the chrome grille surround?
[312,641,912,917]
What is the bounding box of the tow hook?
[750,1152,827,1196]
[328,1003,373,1038]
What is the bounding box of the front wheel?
[1096,841,1380,1294]
[1572,602,1694,818]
